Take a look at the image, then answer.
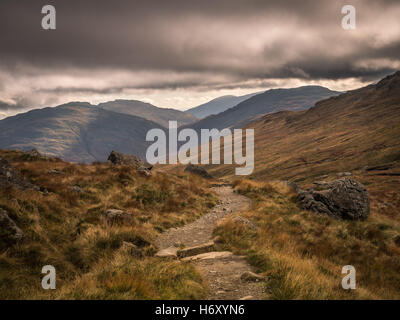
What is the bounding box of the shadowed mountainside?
[185,92,261,119]
[99,99,197,127]
[185,86,340,131]
[0,102,163,163]
[208,72,400,181]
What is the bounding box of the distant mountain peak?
[376,70,400,90]
[59,101,94,108]
[98,99,197,127]
[186,92,262,119]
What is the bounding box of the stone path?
[155,186,265,300]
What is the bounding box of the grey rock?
[177,241,215,258]
[121,241,137,250]
[0,208,24,251]
[0,157,35,190]
[298,178,370,220]
[22,149,48,161]
[181,251,233,261]
[108,151,152,170]
[155,247,178,258]
[48,169,63,175]
[108,151,153,176]
[137,166,152,177]
[121,241,142,257]
[103,209,134,225]
[284,181,301,193]
[240,271,265,282]
[70,185,83,193]
[239,296,254,300]
[337,172,352,177]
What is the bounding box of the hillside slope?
[99,99,197,127]
[185,92,260,119]
[0,102,162,163]
[186,86,339,131]
[209,72,400,181]
[0,150,216,299]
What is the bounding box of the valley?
[0,71,399,300]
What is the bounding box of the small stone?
[70,185,83,193]
[239,296,254,300]
[182,251,233,261]
[336,172,352,177]
[240,271,265,282]
[155,247,178,258]
[48,169,63,175]
[121,241,137,250]
[137,166,152,177]
[103,209,134,225]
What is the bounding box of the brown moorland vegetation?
[202,72,400,299]
[214,179,400,299]
[0,150,217,299]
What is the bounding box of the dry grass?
[0,150,217,299]
[214,179,400,300]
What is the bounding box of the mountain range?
[2,74,398,166]
[184,86,340,132]
[185,92,261,119]
[0,102,162,163]
[208,71,400,181]
[99,99,197,127]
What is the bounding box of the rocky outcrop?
[298,178,370,220]
[184,164,212,179]
[108,151,150,168]
[107,151,152,176]
[0,157,35,190]
[22,149,48,161]
[0,208,24,251]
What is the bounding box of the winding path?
[155,186,265,300]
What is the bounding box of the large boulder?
[184,164,212,179]
[107,151,152,176]
[298,178,370,220]
[0,208,24,251]
[107,151,151,169]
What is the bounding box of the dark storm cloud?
[0,0,399,111]
[0,101,25,111]
[0,0,399,75]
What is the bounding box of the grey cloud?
[0,0,399,107]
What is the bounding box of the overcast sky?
[0,0,399,118]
